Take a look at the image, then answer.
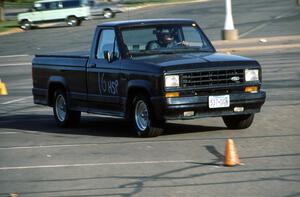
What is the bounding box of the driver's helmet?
[157,29,174,46]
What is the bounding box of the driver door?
[87,28,122,116]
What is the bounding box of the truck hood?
[134,52,258,72]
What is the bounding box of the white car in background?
[88,0,122,19]
[17,0,91,30]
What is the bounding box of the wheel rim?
[21,22,30,29]
[104,11,112,18]
[68,19,77,26]
[55,95,66,122]
[135,100,149,132]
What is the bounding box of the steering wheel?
[146,41,161,50]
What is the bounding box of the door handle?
[90,64,96,68]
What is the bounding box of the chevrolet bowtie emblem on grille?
[231,76,240,82]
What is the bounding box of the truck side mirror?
[104,51,112,63]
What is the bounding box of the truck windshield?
[120,24,214,57]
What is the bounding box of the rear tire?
[222,114,254,129]
[20,20,31,30]
[53,90,81,127]
[132,95,164,137]
[66,16,80,27]
[103,9,114,19]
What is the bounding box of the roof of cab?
[98,19,196,28]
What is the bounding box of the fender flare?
[127,80,153,97]
[47,76,69,105]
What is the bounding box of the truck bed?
[32,51,90,107]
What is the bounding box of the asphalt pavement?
[0,0,300,196]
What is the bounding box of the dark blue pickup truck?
[32,19,266,137]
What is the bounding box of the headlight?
[245,69,259,82]
[165,75,179,87]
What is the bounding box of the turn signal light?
[245,86,258,93]
[165,92,180,98]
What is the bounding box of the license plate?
[208,95,230,108]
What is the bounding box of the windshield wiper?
[129,49,177,56]
[128,48,213,57]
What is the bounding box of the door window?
[34,3,46,11]
[62,0,81,8]
[97,29,119,60]
[48,2,59,10]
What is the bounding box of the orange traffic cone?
[224,138,240,166]
[0,79,8,96]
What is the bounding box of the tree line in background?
[0,0,6,21]
[0,0,36,21]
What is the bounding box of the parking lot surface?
[0,0,300,196]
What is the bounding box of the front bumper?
[152,91,266,120]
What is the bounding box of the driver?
[157,32,176,48]
[146,29,177,50]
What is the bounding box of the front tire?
[222,114,254,129]
[53,90,81,127]
[132,95,163,137]
[20,20,31,30]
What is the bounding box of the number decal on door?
[98,73,119,95]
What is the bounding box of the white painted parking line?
[240,13,291,38]
[1,96,32,105]
[1,134,298,150]
[0,132,18,135]
[0,142,168,150]
[0,141,199,151]
[0,62,31,67]
[0,140,201,150]
[240,23,269,38]
[273,13,288,20]
[0,160,195,170]
[0,144,85,150]
[0,54,30,58]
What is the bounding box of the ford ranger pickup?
[32,19,266,137]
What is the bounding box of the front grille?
[181,69,244,88]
